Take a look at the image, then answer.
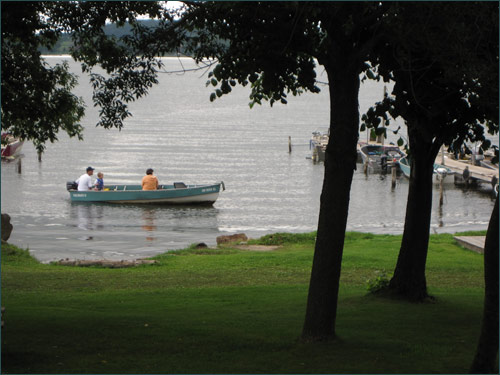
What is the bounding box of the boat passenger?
[94,172,104,191]
[76,166,95,191]
[142,168,159,190]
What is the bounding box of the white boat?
[398,157,454,184]
[309,128,329,162]
[359,143,405,172]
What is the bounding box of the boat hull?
[359,144,405,172]
[1,139,24,158]
[398,157,454,184]
[68,183,223,205]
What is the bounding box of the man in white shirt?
[76,166,95,191]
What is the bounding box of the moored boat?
[359,143,405,172]
[398,157,454,184]
[1,133,24,158]
[67,181,225,205]
[309,128,329,162]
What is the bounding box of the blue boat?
[398,157,454,183]
[67,181,225,205]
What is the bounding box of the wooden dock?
[454,236,486,254]
[441,155,498,186]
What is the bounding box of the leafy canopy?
[1,1,169,152]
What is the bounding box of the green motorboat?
[67,181,225,205]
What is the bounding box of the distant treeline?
[39,19,181,56]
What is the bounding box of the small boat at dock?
[358,143,405,172]
[67,181,225,205]
[398,156,454,184]
[309,128,329,162]
[1,133,24,159]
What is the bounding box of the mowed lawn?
[1,232,486,374]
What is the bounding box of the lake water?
[1,57,497,262]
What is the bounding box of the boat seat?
[174,182,187,189]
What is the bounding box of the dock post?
[288,136,292,153]
[37,151,42,162]
[17,158,21,174]
[439,179,444,206]
[391,165,397,189]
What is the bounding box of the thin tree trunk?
[302,60,360,341]
[470,195,499,374]
[389,126,437,301]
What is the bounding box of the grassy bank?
[1,232,486,374]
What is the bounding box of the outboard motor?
[380,154,388,172]
[66,181,78,191]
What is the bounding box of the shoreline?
[6,229,487,264]
[42,54,198,60]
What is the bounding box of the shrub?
[366,269,392,293]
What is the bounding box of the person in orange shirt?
[142,168,159,190]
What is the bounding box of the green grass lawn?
[1,232,487,374]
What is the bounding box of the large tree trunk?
[470,195,499,374]
[388,124,438,301]
[301,58,360,341]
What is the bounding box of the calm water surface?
[1,58,497,262]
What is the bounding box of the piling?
[391,165,397,189]
[17,158,21,174]
[439,179,444,206]
[37,151,42,162]
[288,136,292,153]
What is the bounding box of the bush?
[366,269,392,293]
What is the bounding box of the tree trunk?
[301,59,360,341]
[389,125,438,301]
[470,195,499,374]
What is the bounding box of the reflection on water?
[438,205,444,228]
[141,207,157,241]
[77,206,93,240]
[75,204,92,231]
[45,201,223,262]
[70,204,105,240]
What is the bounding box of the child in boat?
[94,172,104,191]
